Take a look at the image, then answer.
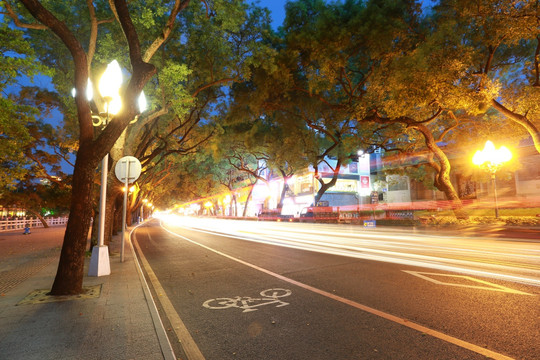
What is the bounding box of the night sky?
[257,0,288,29]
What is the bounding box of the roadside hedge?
[418,216,540,226]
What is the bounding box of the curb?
[128,223,177,360]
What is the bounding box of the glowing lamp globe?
[98,60,123,100]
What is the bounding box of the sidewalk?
[0,225,175,360]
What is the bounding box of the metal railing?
[0,217,68,232]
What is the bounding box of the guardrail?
[0,217,68,232]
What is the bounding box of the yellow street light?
[472,140,513,218]
[472,140,512,169]
[98,60,123,99]
[98,60,123,116]
[138,90,147,112]
[122,185,136,193]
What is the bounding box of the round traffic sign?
[115,156,141,183]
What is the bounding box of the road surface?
[132,217,540,360]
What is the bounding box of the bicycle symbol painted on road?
[203,288,292,313]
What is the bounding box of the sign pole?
[121,160,131,263]
[115,155,142,264]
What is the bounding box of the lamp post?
[472,140,512,218]
[87,60,123,277]
[81,60,147,275]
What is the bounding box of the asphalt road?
[132,218,540,360]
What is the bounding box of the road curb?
[128,223,177,360]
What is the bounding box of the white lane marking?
[203,288,291,313]
[161,224,515,360]
[133,229,206,360]
[403,271,534,295]
[128,226,177,360]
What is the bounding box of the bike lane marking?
[162,223,515,360]
[202,288,292,313]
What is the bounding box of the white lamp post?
[88,60,123,277]
[472,140,512,218]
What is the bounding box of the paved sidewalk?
[0,225,175,360]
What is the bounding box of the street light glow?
[70,78,93,101]
[138,90,147,112]
[98,60,123,99]
[105,95,121,115]
[472,140,513,218]
[472,140,512,168]
[86,78,93,101]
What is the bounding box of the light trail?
[159,215,540,287]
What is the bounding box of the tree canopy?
[2,0,539,293]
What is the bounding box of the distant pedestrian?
[23,223,31,235]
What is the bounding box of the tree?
[0,22,51,189]
[271,0,499,218]
[224,0,367,207]
[4,0,213,295]
[431,0,540,153]
[104,0,274,222]
[2,177,71,226]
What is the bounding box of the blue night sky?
[258,0,436,29]
[257,0,288,29]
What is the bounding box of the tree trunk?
[412,124,468,219]
[491,99,540,154]
[26,209,49,228]
[277,173,292,209]
[313,162,341,206]
[50,153,97,295]
[242,185,255,217]
[434,171,468,219]
[103,188,117,245]
[113,195,123,236]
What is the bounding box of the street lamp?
[472,140,512,218]
[122,185,136,193]
[80,60,148,275]
[88,60,123,277]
